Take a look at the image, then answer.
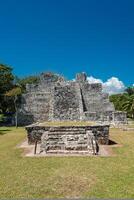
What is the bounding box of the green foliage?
[5,87,22,127]
[0,63,39,114]
[0,64,14,93]
[122,95,134,118]
[5,87,22,97]
[110,94,128,111]
[125,87,134,95]
[15,75,39,92]
[110,87,134,118]
[0,114,7,122]
[0,64,14,113]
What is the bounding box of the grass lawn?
[31,121,96,127]
[0,126,134,198]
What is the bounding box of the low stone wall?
[112,111,127,124]
[25,124,110,148]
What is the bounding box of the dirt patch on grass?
[46,173,96,198]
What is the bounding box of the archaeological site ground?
[0,72,134,198]
[0,126,134,198]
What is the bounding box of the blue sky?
[0,0,134,87]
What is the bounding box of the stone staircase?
[40,127,97,155]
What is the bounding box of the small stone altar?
[26,122,109,155]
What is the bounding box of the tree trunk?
[14,96,18,128]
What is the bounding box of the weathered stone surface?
[76,72,87,82]
[52,83,80,121]
[26,124,109,145]
[18,72,127,125]
[112,111,127,124]
[26,124,109,154]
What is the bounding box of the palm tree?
[125,87,134,96]
[122,95,134,118]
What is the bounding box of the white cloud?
[87,76,126,94]
[103,77,126,94]
[87,76,103,84]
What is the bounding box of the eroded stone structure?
[18,72,127,125]
[26,123,109,154]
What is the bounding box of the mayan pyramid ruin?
[18,72,127,125]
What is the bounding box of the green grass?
[0,127,134,198]
[127,119,134,128]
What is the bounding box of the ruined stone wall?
[75,73,115,121]
[18,73,65,125]
[26,124,110,146]
[18,72,127,125]
[79,82,115,113]
[22,92,51,121]
[112,111,127,124]
[52,82,81,121]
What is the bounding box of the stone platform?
[25,121,109,155]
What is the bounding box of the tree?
[110,86,134,119]
[5,87,22,127]
[109,93,128,111]
[15,75,39,92]
[122,95,134,118]
[125,87,134,96]
[0,64,14,113]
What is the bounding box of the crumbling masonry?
[18,72,127,125]
[23,72,127,154]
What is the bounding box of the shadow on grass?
[108,139,118,145]
[0,129,11,135]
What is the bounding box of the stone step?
[49,128,86,131]
[47,131,86,135]
[45,150,94,155]
[49,129,86,132]
[46,144,93,150]
[48,130,86,133]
